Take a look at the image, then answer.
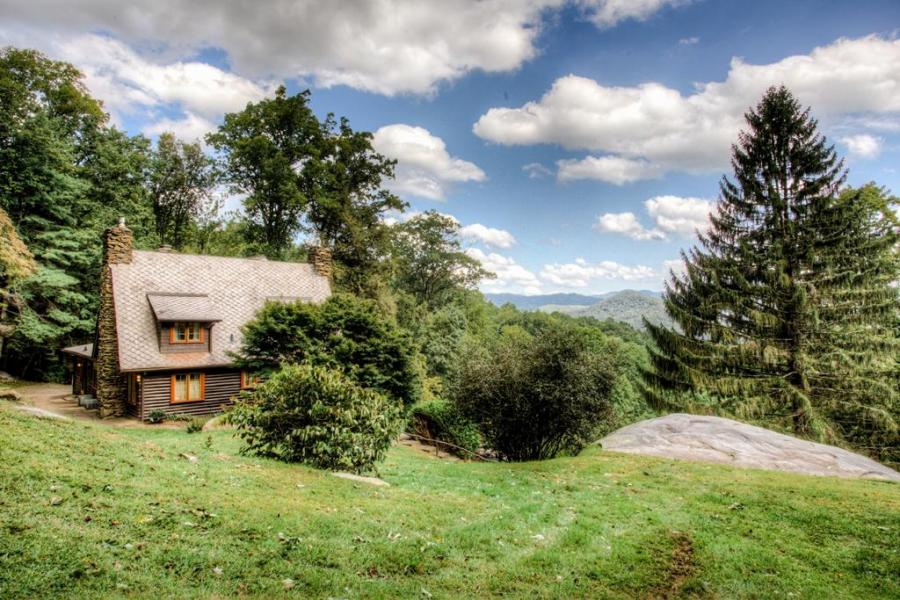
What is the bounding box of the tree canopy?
[207,86,404,292]
[238,294,421,406]
[645,86,899,462]
[391,210,491,308]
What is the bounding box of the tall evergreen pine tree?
[645,87,899,462]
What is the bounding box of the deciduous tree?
[391,211,491,308]
[149,132,218,249]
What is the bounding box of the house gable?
[110,251,331,372]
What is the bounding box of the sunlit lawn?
[1,404,898,599]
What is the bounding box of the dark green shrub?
[185,418,204,434]
[452,324,617,461]
[409,399,482,456]
[147,409,166,424]
[238,294,420,405]
[230,362,403,472]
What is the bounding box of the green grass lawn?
[1,404,898,599]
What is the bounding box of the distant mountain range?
[484,290,670,331]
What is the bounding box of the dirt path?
[3,382,180,429]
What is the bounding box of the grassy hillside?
[542,290,673,331]
[1,405,898,599]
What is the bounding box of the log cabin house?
[62,219,332,420]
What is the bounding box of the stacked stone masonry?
[96,223,132,417]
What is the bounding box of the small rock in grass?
[213,566,223,576]
[0,389,21,402]
[331,472,389,486]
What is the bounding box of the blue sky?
[2,0,898,294]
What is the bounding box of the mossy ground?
[1,404,897,599]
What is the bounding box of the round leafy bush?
[239,294,420,405]
[230,362,403,472]
[409,399,482,456]
[452,324,617,461]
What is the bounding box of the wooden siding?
[125,373,141,419]
[140,368,241,420]
[158,323,212,354]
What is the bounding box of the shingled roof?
[110,250,331,371]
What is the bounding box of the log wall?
[140,368,242,420]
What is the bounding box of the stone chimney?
[308,245,333,279]
[96,218,132,417]
[104,217,134,265]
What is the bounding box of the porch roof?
[62,343,94,360]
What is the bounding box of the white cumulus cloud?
[540,257,656,288]
[579,0,689,28]
[372,124,485,201]
[841,134,883,159]
[53,33,273,127]
[141,112,217,142]
[645,195,711,237]
[466,248,542,295]
[595,195,712,241]
[474,35,900,180]
[460,224,517,248]
[522,162,552,179]
[1,1,687,97]
[558,155,662,184]
[593,212,665,240]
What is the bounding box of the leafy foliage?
[239,294,420,405]
[306,115,405,294]
[208,86,404,291]
[230,362,403,472]
[391,211,491,308]
[645,87,899,463]
[206,86,320,258]
[409,399,482,455]
[0,47,155,378]
[453,322,617,461]
[149,132,218,249]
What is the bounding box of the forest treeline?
[1,48,896,464]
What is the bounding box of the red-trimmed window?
[241,371,263,389]
[171,373,205,403]
[170,322,204,344]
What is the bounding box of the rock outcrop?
[600,413,899,482]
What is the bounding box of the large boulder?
[600,413,899,482]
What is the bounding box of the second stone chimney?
[308,245,333,279]
[103,217,134,265]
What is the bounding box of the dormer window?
[170,322,204,344]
